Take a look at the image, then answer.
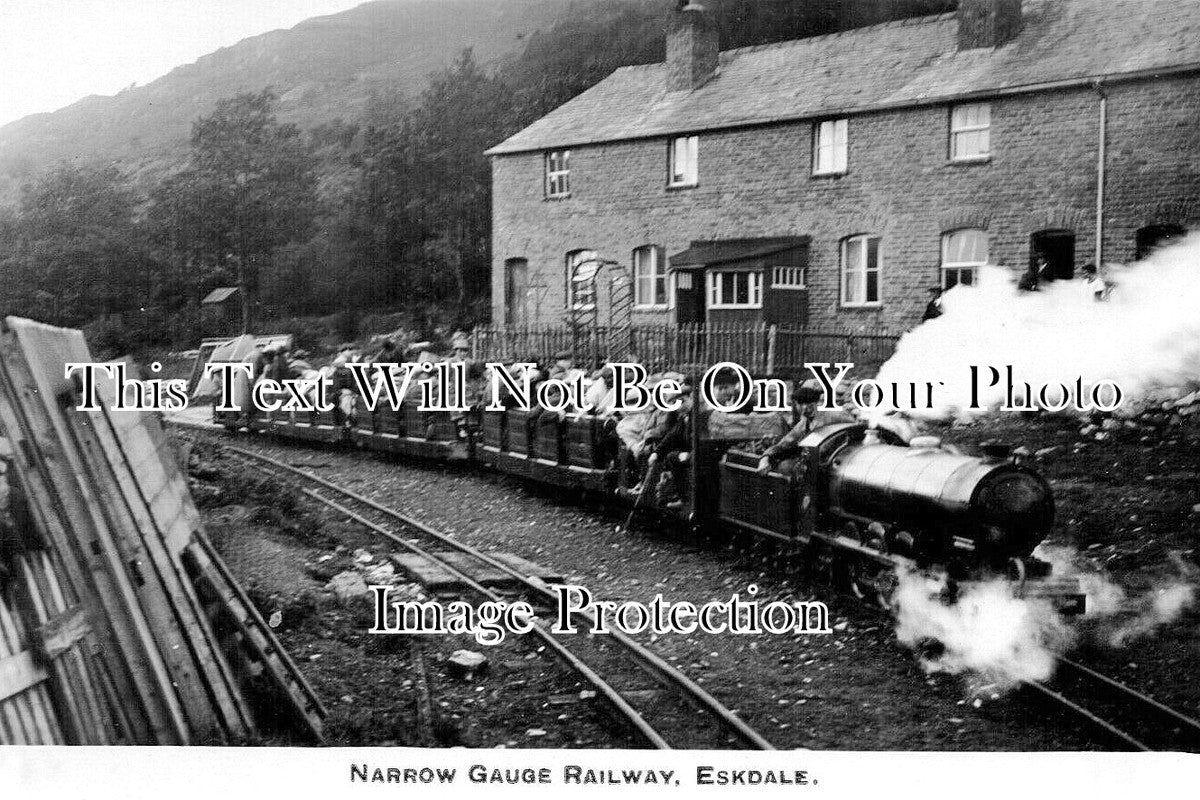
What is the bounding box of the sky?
[0,0,373,127]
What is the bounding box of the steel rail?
[174,425,1200,753]
[1021,678,1151,751]
[220,441,775,750]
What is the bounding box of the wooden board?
[392,551,564,592]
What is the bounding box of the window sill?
[839,303,883,310]
[633,305,670,312]
[772,285,808,291]
[811,170,848,180]
[544,193,572,201]
[708,304,763,311]
[947,155,991,166]
[666,182,698,191]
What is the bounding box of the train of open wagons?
[212,385,1085,614]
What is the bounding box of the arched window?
[632,245,667,308]
[941,229,988,288]
[841,234,882,306]
[566,249,598,311]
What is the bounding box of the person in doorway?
[922,286,944,321]
[1017,261,1041,292]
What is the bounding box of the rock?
[1191,504,1200,516]
[325,570,369,602]
[353,548,374,564]
[1101,419,1122,431]
[447,649,488,678]
[363,562,396,585]
[267,610,283,628]
[1080,425,1098,436]
[1012,446,1032,457]
[1034,445,1063,461]
[526,729,546,737]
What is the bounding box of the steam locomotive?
[214,394,1085,613]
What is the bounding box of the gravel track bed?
[185,427,1121,750]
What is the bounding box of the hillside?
[0,0,567,203]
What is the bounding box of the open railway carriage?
[720,422,1086,613]
[478,408,612,490]
[354,403,471,461]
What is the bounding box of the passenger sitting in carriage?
[754,380,925,474]
[755,380,854,474]
[616,371,687,494]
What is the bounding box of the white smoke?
[892,568,1073,691]
[893,546,1199,693]
[868,235,1200,421]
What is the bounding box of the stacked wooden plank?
[0,317,322,744]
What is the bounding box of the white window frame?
[772,266,807,290]
[841,235,882,307]
[949,103,991,161]
[813,118,848,175]
[940,229,988,289]
[706,269,763,309]
[632,246,667,309]
[668,135,699,187]
[567,249,598,311]
[545,150,570,197]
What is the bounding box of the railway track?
[172,423,1200,752]
[197,435,775,751]
[1023,656,1200,752]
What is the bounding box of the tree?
[0,164,154,329]
[359,50,514,321]
[162,89,319,332]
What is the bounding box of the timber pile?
[0,317,324,744]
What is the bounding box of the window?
[841,235,882,306]
[950,103,991,160]
[707,270,763,309]
[632,246,667,308]
[940,229,988,288]
[668,136,699,187]
[772,266,807,289]
[545,150,570,197]
[567,249,598,311]
[813,119,848,175]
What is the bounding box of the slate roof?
[487,0,1200,156]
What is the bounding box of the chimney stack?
[958,0,1022,50]
[666,1,719,92]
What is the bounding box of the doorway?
[504,258,528,326]
[1135,224,1186,260]
[1030,229,1076,280]
[673,269,704,324]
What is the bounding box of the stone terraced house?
[486,0,1200,332]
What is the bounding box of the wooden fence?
[469,323,900,377]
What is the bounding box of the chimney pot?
[958,0,1022,51]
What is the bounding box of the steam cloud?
[893,546,1199,693]
[869,235,1199,421]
